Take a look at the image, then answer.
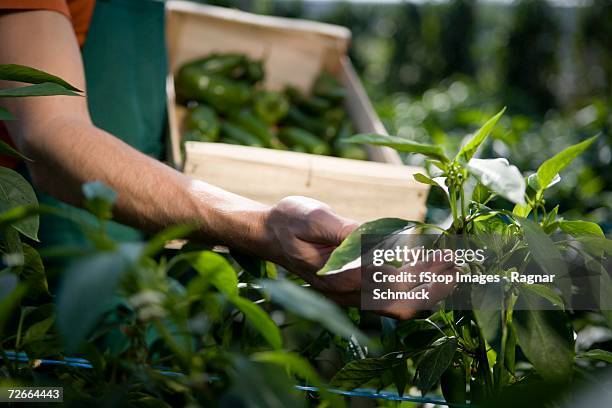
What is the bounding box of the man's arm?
[0,10,358,292]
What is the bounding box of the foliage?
[319,109,612,404]
[0,64,364,406]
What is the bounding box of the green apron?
[37,0,168,247]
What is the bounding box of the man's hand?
[258,196,456,319]
[262,196,360,293]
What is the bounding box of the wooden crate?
[165,1,429,223]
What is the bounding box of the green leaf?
[414,173,439,186]
[512,202,532,218]
[252,351,343,407]
[330,351,411,390]
[251,351,345,408]
[528,173,560,191]
[0,106,14,120]
[512,288,574,382]
[23,315,55,345]
[416,337,458,395]
[258,279,367,343]
[345,134,448,162]
[455,107,506,163]
[577,349,612,364]
[318,218,414,275]
[472,282,503,344]
[558,220,604,237]
[0,64,81,92]
[190,251,238,297]
[0,167,39,240]
[520,284,564,310]
[0,139,31,161]
[252,351,321,384]
[56,243,141,352]
[467,158,526,204]
[414,173,448,196]
[516,218,568,296]
[0,83,81,98]
[230,296,282,350]
[232,357,305,408]
[576,236,612,259]
[536,136,597,192]
[19,244,50,299]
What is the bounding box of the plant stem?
[460,186,467,227]
[15,307,26,350]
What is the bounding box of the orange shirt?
[0,0,95,46]
[0,0,95,167]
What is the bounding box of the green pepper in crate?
[184,105,220,141]
[175,65,252,112]
[323,107,346,126]
[183,53,249,79]
[313,72,346,103]
[285,107,337,141]
[246,59,265,83]
[183,129,217,143]
[254,90,290,125]
[228,109,273,147]
[333,120,367,160]
[284,85,331,114]
[278,127,330,156]
[221,122,263,147]
[291,145,308,153]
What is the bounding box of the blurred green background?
[202,0,612,229]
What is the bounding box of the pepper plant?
[0,65,361,406]
[319,108,612,404]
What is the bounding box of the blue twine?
[2,351,461,406]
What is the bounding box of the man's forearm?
[13,114,270,252]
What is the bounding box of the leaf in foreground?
[318,218,414,275]
[57,243,141,352]
[331,351,411,390]
[512,288,574,382]
[345,133,448,162]
[0,64,82,92]
[0,83,81,98]
[0,167,39,240]
[258,279,367,343]
[415,337,458,395]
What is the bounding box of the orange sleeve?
[0,0,71,18]
[0,0,95,47]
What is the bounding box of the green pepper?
[246,59,265,84]
[284,85,331,114]
[219,137,245,146]
[228,109,273,147]
[269,136,289,150]
[333,120,367,160]
[285,107,336,141]
[323,107,347,126]
[175,65,252,113]
[313,72,346,103]
[182,53,249,79]
[182,129,217,143]
[254,90,290,125]
[291,145,308,153]
[220,122,263,147]
[184,105,220,141]
[278,127,330,155]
